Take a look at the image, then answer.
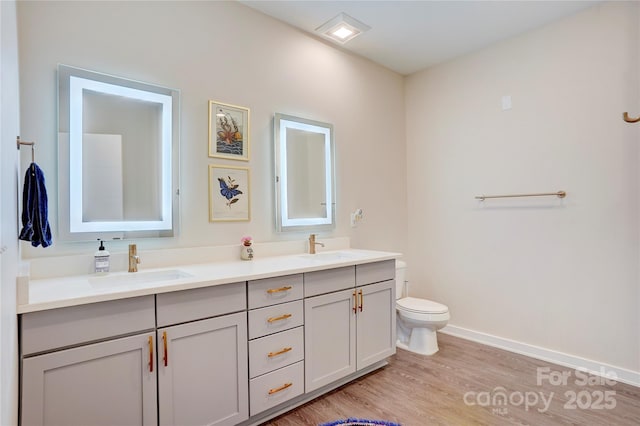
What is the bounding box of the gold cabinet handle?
[266,286,292,294]
[268,382,293,395]
[162,331,168,367]
[267,313,292,323]
[268,347,292,358]
[352,291,357,314]
[148,335,154,372]
[359,289,364,312]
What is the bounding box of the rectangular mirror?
[274,113,335,232]
[58,65,180,241]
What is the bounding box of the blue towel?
[19,163,52,248]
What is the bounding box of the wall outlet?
[350,209,363,228]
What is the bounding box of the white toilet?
[395,261,450,355]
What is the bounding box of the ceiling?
[241,0,600,75]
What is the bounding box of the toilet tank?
[395,260,407,300]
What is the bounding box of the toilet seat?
[397,297,448,314]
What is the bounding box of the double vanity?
[18,249,399,426]
[22,63,395,426]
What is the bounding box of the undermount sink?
[89,269,192,288]
[299,251,363,262]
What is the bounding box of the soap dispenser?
[94,239,110,274]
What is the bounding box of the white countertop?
[18,249,400,314]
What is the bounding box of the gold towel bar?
[16,136,35,163]
[623,112,640,123]
[476,191,566,201]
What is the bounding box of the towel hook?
[16,136,35,163]
[623,112,640,123]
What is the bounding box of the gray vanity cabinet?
[304,261,396,392]
[156,283,248,426]
[157,312,248,426]
[20,296,157,426]
[21,333,158,426]
[247,274,305,417]
[355,279,396,368]
[19,258,397,426]
[355,261,396,369]
[304,287,357,391]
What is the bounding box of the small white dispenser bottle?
[94,239,110,274]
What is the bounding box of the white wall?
[0,0,21,423]
[17,0,407,259]
[405,2,639,372]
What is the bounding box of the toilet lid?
[397,297,448,314]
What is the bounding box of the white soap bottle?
[94,239,110,274]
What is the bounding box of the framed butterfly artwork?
[208,100,250,161]
[208,165,250,222]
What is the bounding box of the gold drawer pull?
[268,382,293,395]
[267,286,292,294]
[267,313,292,323]
[268,347,293,358]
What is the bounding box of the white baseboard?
[440,325,640,388]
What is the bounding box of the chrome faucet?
[308,234,325,254]
[128,244,140,273]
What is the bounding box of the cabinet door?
[158,311,248,426]
[304,288,356,392]
[356,280,396,370]
[21,333,157,426]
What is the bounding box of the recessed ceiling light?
[316,12,371,44]
[332,26,354,40]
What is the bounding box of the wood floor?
[264,333,640,426]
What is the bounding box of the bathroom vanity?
[18,249,398,426]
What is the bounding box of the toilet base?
[396,327,440,356]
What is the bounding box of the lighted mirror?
[274,113,335,232]
[58,65,180,241]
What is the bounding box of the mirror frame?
[274,113,335,232]
[58,64,180,241]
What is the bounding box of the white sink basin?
[89,269,192,288]
[299,251,363,262]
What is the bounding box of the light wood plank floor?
[265,333,640,425]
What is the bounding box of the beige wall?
[17,0,407,258]
[405,1,639,372]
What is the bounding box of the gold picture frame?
[209,164,251,222]
[208,100,250,161]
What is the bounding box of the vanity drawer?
[304,266,355,297]
[156,281,246,327]
[356,260,395,286]
[249,326,304,379]
[249,361,304,416]
[248,274,303,309]
[248,300,303,340]
[21,295,155,355]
